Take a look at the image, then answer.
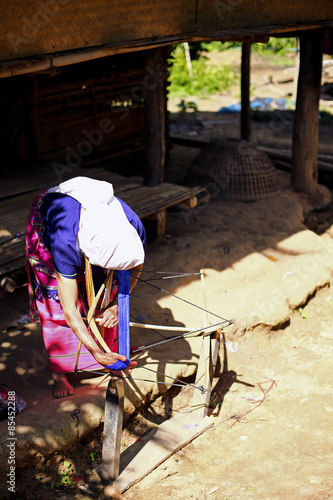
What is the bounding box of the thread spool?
[0,277,16,293]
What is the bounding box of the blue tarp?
[218,97,290,114]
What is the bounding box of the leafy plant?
[254,37,297,56]
[297,307,307,319]
[90,451,100,462]
[177,99,198,115]
[50,460,76,489]
[200,38,297,56]
[200,40,226,52]
[168,44,237,97]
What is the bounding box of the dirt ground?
[2,50,333,499]
[123,286,333,500]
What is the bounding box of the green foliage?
[168,44,237,97]
[177,99,198,115]
[168,38,297,98]
[50,460,76,490]
[297,307,307,320]
[201,38,297,56]
[253,37,297,55]
[209,41,242,52]
[200,41,226,52]
[90,451,100,462]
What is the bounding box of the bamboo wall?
[1,0,333,62]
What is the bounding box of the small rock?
[103,485,124,499]
[308,184,332,211]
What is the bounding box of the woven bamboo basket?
[185,139,280,201]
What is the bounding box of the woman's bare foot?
[52,372,75,398]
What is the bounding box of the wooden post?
[190,270,220,419]
[101,378,124,482]
[190,331,220,419]
[241,43,251,141]
[292,29,323,195]
[27,75,40,159]
[200,269,210,391]
[144,47,165,186]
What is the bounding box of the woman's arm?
[96,263,143,328]
[129,263,143,293]
[56,273,127,367]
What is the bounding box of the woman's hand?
[92,350,126,367]
[111,360,137,378]
[92,351,137,372]
[95,303,118,328]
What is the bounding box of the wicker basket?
[185,139,280,201]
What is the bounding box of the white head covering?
[47,176,145,270]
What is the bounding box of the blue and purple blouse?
[40,193,146,278]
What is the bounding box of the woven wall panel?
[0,53,155,162]
[198,0,333,32]
[34,65,146,160]
[1,1,333,62]
[1,0,196,61]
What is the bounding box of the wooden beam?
[129,322,194,332]
[292,29,323,195]
[0,21,332,80]
[241,43,251,141]
[130,322,227,337]
[144,48,165,186]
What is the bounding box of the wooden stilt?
[292,29,323,195]
[143,47,165,186]
[241,42,251,141]
[101,378,124,482]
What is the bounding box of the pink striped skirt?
[26,192,117,373]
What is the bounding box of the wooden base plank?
[101,379,124,482]
[113,412,213,493]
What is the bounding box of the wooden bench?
[0,169,203,276]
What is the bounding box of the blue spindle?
[106,270,130,371]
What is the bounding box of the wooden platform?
[0,167,202,275]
